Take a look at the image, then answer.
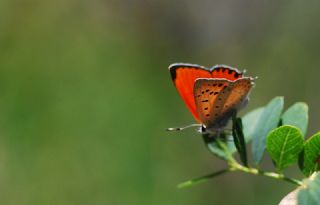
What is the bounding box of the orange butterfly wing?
[193,79,231,125]
[194,77,253,128]
[169,63,243,123]
[220,77,254,115]
[211,66,243,81]
[169,64,210,122]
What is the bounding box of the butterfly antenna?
[166,124,202,131]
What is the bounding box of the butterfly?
[168,63,255,135]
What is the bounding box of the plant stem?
[178,140,303,189]
[217,139,303,186]
[230,161,303,186]
[177,168,231,188]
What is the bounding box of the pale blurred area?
[0,0,320,204]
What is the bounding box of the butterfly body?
[169,63,254,134]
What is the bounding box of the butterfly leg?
[202,129,230,143]
[166,124,202,131]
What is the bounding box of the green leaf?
[302,133,320,176]
[282,102,309,137]
[232,115,248,166]
[252,97,284,164]
[205,134,236,160]
[242,107,264,143]
[266,125,304,170]
[298,172,320,205]
[206,107,264,159]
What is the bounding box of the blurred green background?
[0,1,320,204]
